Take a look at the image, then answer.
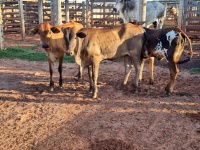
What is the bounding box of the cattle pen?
[0,0,200,49]
[1,1,200,149]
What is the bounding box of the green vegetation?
[189,68,200,74]
[0,47,74,63]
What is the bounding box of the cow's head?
[168,6,177,14]
[113,0,135,12]
[30,22,60,49]
[62,27,77,56]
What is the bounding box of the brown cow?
[31,21,83,91]
[62,23,145,98]
[143,27,193,95]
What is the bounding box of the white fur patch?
[155,40,168,58]
[166,30,178,46]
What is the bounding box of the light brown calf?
[62,23,145,98]
[31,21,83,91]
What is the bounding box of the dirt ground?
[0,34,200,150]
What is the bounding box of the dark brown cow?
[130,20,155,84]
[31,21,83,91]
[143,27,193,95]
[62,23,145,98]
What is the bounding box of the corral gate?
[1,0,200,38]
[182,0,200,38]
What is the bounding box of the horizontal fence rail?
[1,0,200,38]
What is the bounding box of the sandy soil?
[0,34,200,150]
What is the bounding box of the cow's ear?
[77,32,86,38]
[51,27,60,33]
[61,27,66,33]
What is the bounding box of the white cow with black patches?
[143,27,193,95]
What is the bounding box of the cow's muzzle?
[66,50,73,56]
[113,7,117,12]
[42,44,49,48]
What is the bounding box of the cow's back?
[78,23,145,60]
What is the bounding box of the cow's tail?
[177,29,193,64]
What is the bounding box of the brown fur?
[63,23,145,98]
[31,21,83,91]
[130,20,154,84]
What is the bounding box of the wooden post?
[135,0,140,21]
[86,0,90,27]
[82,1,85,26]
[65,0,69,23]
[38,0,43,23]
[103,1,106,24]
[50,1,54,25]
[51,0,62,26]
[18,0,25,41]
[90,0,93,27]
[178,0,184,29]
[0,2,4,49]
[141,0,146,27]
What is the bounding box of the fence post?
[51,0,62,26]
[135,0,140,22]
[65,0,69,23]
[82,1,86,26]
[141,0,146,27]
[90,0,93,27]
[0,1,5,50]
[38,0,43,23]
[178,0,184,29]
[86,0,90,27]
[0,2,4,49]
[18,0,25,41]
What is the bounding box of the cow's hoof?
[74,77,79,81]
[165,87,172,96]
[92,93,97,99]
[149,80,154,85]
[138,79,142,84]
[89,89,93,93]
[133,89,138,94]
[166,91,171,96]
[50,87,54,92]
[92,95,97,99]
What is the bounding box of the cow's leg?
[58,56,64,88]
[48,59,54,91]
[139,59,145,83]
[149,57,154,85]
[88,65,93,92]
[75,66,83,80]
[132,58,142,93]
[92,61,100,99]
[74,57,83,80]
[123,56,132,85]
[165,62,179,95]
